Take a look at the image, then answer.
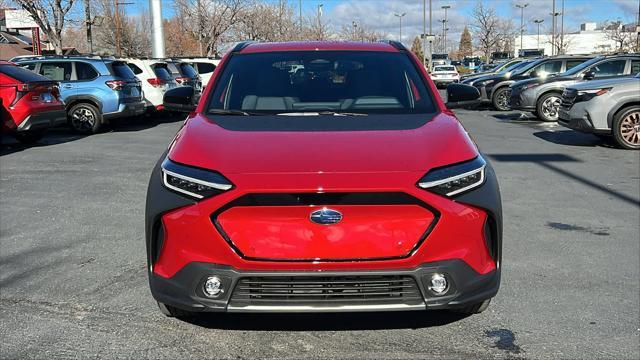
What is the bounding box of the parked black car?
[471,55,594,110]
[510,54,640,121]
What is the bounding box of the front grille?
[561,89,578,109]
[229,275,424,307]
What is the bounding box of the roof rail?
[378,40,407,51]
[231,41,254,53]
[10,54,115,61]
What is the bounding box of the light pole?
[394,12,406,43]
[317,4,323,40]
[516,3,529,54]
[534,19,544,52]
[422,0,426,67]
[429,0,432,67]
[440,19,447,53]
[441,5,450,54]
[550,10,561,55]
[560,0,565,53]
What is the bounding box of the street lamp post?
[440,19,447,53]
[534,19,544,52]
[394,12,406,43]
[422,0,426,68]
[441,5,450,54]
[550,10,561,56]
[317,4,323,40]
[560,0,565,53]
[516,3,529,54]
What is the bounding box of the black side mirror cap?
[583,71,596,80]
[529,70,539,78]
[445,83,481,109]
[163,86,197,112]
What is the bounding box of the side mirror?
[445,83,481,109]
[529,70,539,78]
[583,71,596,80]
[163,86,197,112]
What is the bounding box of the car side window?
[40,62,72,81]
[565,60,585,71]
[591,60,626,77]
[20,63,37,71]
[534,60,562,75]
[630,60,640,75]
[197,62,216,74]
[75,62,98,80]
[128,63,143,75]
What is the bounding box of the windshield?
[499,61,530,74]
[559,57,604,76]
[434,66,456,72]
[208,51,436,115]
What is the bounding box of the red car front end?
[146,42,501,316]
[0,61,66,142]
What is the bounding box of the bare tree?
[470,0,500,61]
[603,20,634,52]
[496,19,517,53]
[91,0,151,57]
[14,0,77,54]
[337,22,382,42]
[174,0,247,57]
[305,9,330,40]
[235,0,297,42]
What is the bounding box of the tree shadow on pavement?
[180,310,469,331]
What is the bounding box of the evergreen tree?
[459,26,473,58]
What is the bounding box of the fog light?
[204,276,223,297]
[428,273,448,295]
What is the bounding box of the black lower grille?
[561,89,577,109]
[229,275,424,307]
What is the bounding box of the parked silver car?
[510,55,640,121]
[558,75,640,149]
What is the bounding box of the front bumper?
[16,109,67,132]
[509,89,536,111]
[103,100,146,120]
[558,101,610,135]
[150,259,500,313]
[475,85,492,103]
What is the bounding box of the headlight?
[161,158,233,199]
[417,156,486,197]
[479,79,495,86]
[576,88,611,102]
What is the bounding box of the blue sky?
[144,0,638,44]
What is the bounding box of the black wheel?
[14,129,46,144]
[157,301,194,318]
[451,299,492,315]
[491,87,511,111]
[68,103,102,134]
[612,106,640,150]
[536,92,562,122]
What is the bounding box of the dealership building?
[513,22,638,56]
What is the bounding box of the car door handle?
[62,84,73,89]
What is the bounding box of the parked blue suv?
[12,55,145,134]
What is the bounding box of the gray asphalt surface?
[1,101,639,359]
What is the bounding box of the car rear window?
[197,62,216,74]
[178,63,198,78]
[152,64,173,80]
[434,66,456,72]
[208,51,436,115]
[110,61,137,79]
[0,64,51,83]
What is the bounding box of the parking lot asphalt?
[1,103,639,359]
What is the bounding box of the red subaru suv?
[146,41,502,317]
[0,61,66,143]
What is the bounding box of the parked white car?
[430,65,460,87]
[175,57,220,87]
[121,58,179,111]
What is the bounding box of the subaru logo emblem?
[310,208,343,225]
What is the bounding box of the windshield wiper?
[208,109,251,116]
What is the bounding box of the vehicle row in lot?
[457,53,640,150]
[1,55,219,141]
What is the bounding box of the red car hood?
[168,113,478,175]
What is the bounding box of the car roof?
[238,41,401,54]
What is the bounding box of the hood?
[566,76,640,91]
[167,113,479,175]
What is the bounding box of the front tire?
[536,92,562,122]
[612,106,640,150]
[68,103,102,134]
[14,129,46,144]
[491,87,511,111]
